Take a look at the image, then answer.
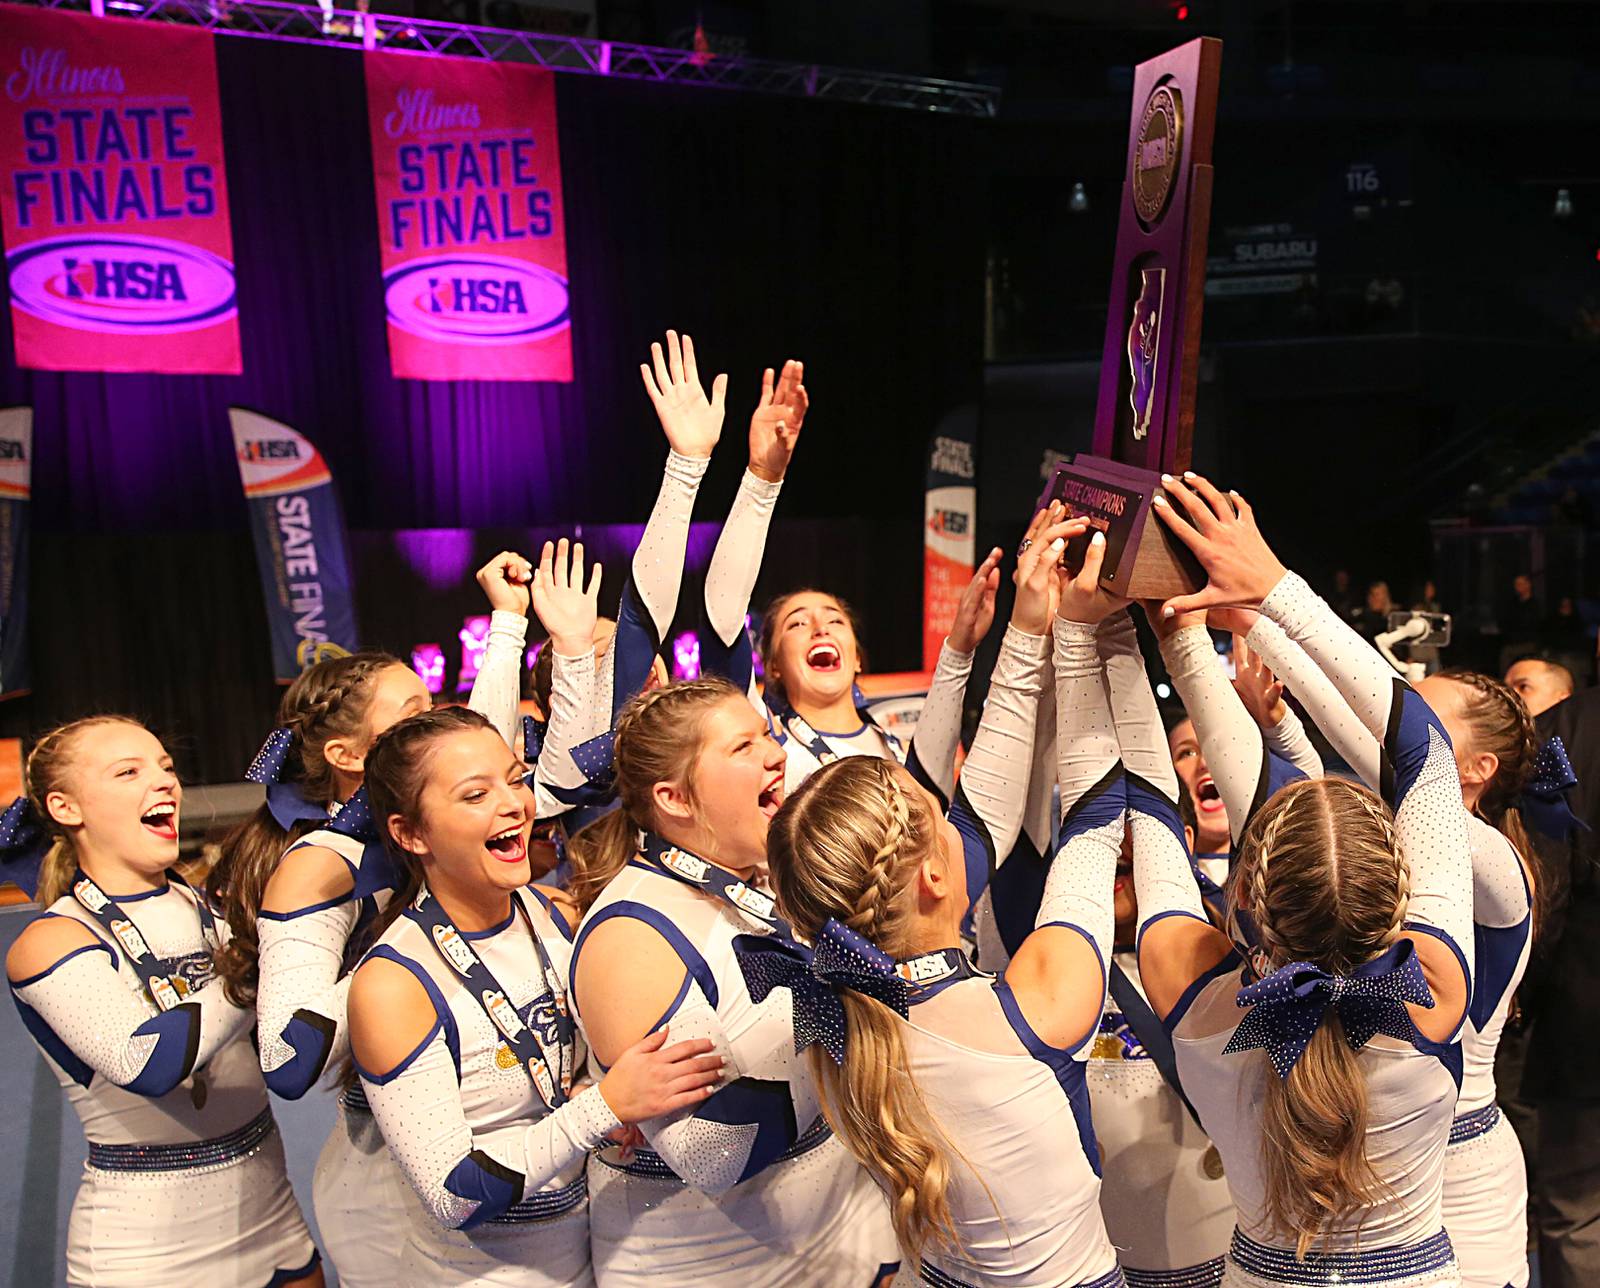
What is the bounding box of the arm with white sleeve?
[12,936,253,1097]
[256,893,362,1097]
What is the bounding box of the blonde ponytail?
[767,755,964,1259]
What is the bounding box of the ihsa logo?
[5,234,237,334]
[384,253,568,344]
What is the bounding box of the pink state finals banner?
[0,5,241,374]
[365,52,572,382]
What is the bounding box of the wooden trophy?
[1039,37,1221,599]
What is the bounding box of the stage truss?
[24,0,1002,118]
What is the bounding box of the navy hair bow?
[329,786,377,844]
[327,786,398,898]
[245,727,330,831]
[245,727,295,786]
[1223,939,1434,1079]
[1519,735,1589,840]
[0,795,51,898]
[521,715,546,766]
[733,918,910,1065]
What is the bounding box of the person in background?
[1500,574,1543,675]
[1327,568,1357,622]
[1520,682,1600,1288]
[1505,658,1574,718]
[1351,579,1393,643]
[1411,579,1446,675]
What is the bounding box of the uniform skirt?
[311,1089,417,1287]
[1441,1106,1529,1288]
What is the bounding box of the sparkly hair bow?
[539,730,617,812]
[521,715,546,766]
[733,918,910,1065]
[0,795,51,898]
[328,786,397,898]
[245,727,328,830]
[1223,939,1434,1079]
[1518,735,1589,840]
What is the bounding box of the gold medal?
[495,1043,519,1070]
[1201,1144,1224,1180]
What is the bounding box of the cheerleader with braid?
[759,516,1122,1286]
[1133,472,1475,1284]
[5,718,318,1287]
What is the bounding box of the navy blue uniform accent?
[987,830,1049,961]
[361,945,462,1076]
[12,990,97,1087]
[571,891,721,1015]
[1107,963,1202,1127]
[1062,763,1128,845]
[444,1149,525,1229]
[124,1003,203,1096]
[993,979,1101,1177]
[1381,677,1452,810]
[1126,772,1187,854]
[698,617,755,695]
[610,579,662,721]
[1246,751,1306,831]
[697,1075,802,1185]
[1469,916,1532,1033]
[264,1009,337,1099]
[949,785,996,939]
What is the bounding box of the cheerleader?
[3,717,319,1287]
[563,673,897,1286]
[1136,472,1474,1283]
[1210,619,1538,1286]
[757,518,1124,1286]
[345,706,723,1287]
[246,546,597,1285]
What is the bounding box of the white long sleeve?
[1263,705,1323,782]
[1160,626,1272,846]
[951,625,1051,902]
[362,1033,619,1230]
[1039,616,1123,977]
[596,450,709,722]
[257,898,362,1097]
[468,610,530,750]
[531,647,599,821]
[1257,571,1474,1001]
[704,468,781,647]
[635,991,749,1197]
[1246,613,1380,786]
[15,950,252,1096]
[908,641,975,806]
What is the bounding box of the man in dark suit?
[1521,685,1600,1286]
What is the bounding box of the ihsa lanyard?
[411,885,574,1110]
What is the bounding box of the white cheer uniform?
[1158,574,1475,1286]
[11,880,316,1287]
[357,885,614,1286]
[574,853,898,1287]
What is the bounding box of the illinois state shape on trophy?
[1038,37,1221,600]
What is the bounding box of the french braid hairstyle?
[766,755,965,1261]
[26,716,149,907]
[566,676,746,914]
[1226,776,1409,1255]
[1435,669,1541,930]
[209,652,404,1005]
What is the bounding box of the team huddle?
[2,332,1552,1288]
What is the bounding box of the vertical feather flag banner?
[922,415,977,670]
[229,409,360,681]
[0,408,31,699]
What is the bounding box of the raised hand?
[748,359,808,483]
[1014,507,1093,634]
[474,550,533,617]
[639,330,727,460]
[1229,632,1288,730]
[949,547,1003,653]
[1140,598,1207,642]
[1057,526,1131,625]
[1150,472,1287,618]
[531,538,602,657]
[596,1026,725,1123]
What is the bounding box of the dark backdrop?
[0,37,985,780]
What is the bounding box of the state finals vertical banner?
[922,423,977,671]
[0,6,241,374]
[0,408,31,698]
[364,53,572,382]
[229,409,360,682]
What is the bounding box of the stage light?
[1554,188,1574,219]
[672,631,702,680]
[1069,182,1089,214]
[411,644,446,695]
[1156,682,1172,699]
[1175,4,1189,19]
[458,614,491,692]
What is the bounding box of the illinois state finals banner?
[364,52,572,382]
[0,6,241,374]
